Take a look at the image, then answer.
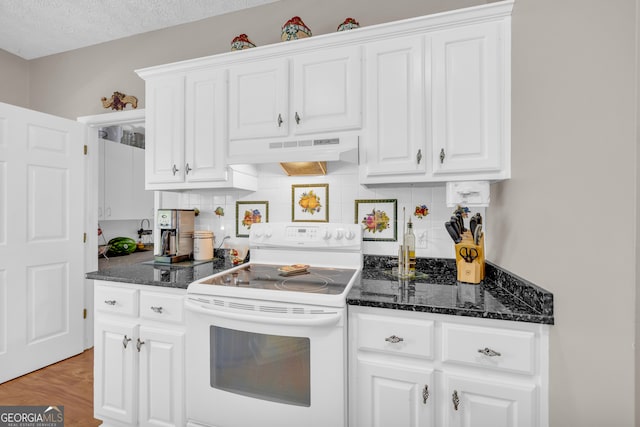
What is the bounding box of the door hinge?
[83,308,87,319]
[83,232,87,243]
[84,144,88,155]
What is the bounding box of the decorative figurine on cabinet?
[337,17,360,31]
[100,91,138,110]
[231,34,256,51]
[281,16,312,41]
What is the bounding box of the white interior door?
[0,102,85,383]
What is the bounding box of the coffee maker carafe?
[155,209,195,263]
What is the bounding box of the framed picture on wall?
[355,199,397,241]
[236,201,269,237]
[292,184,329,222]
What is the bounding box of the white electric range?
[185,222,362,427]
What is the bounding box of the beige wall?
[489,0,637,425]
[0,49,29,108]
[12,0,639,425]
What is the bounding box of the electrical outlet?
[416,229,428,249]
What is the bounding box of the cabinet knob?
[295,111,301,125]
[384,335,404,344]
[104,300,116,306]
[422,385,430,404]
[150,306,163,314]
[440,148,446,164]
[185,163,192,175]
[452,390,460,411]
[136,338,145,352]
[277,113,283,127]
[477,347,501,357]
[122,335,132,349]
[172,164,179,176]
[416,149,422,165]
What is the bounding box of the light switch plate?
[416,229,428,249]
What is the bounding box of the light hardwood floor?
[0,348,101,427]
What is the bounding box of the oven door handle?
[185,299,342,327]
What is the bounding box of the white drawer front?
[95,285,138,317]
[140,291,185,324]
[442,323,535,375]
[357,313,435,359]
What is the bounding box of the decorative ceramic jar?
[231,34,256,51]
[281,16,312,41]
[337,17,360,31]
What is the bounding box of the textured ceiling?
[0,0,279,60]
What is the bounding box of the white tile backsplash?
[159,163,485,258]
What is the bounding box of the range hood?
[226,135,359,167]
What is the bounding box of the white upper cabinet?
[228,45,361,143]
[360,36,427,181]
[431,21,508,178]
[145,75,185,185]
[137,0,512,185]
[292,46,362,134]
[142,70,257,191]
[185,69,228,182]
[228,59,289,140]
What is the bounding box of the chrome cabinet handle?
[185,163,192,175]
[172,164,179,176]
[122,335,132,349]
[478,347,501,357]
[452,390,460,411]
[385,335,404,344]
[277,113,283,127]
[295,111,301,124]
[423,385,430,404]
[104,300,116,306]
[440,148,446,164]
[150,306,163,314]
[417,149,422,164]
[136,338,145,352]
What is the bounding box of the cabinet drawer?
[442,323,535,375]
[95,285,138,317]
[139,291,184,324]
[357,313,434,359]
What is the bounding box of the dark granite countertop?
[86,251,554,325]
[86,249,236,289]
[347,256,554,325]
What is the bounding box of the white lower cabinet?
[349,306,549,427]
[94,281,186,427]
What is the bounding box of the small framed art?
[355,199,397,241]
[292,183,329,222]
[236,201,269,237]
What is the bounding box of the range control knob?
[253,230,263,238]
[264,228,273,238]
[318,228,330,240]
[335,229,344,240]
[345,229,356,240]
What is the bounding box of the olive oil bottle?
[404,219,416,277]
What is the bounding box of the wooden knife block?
[455,232,485,284]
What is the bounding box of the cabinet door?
[355,360,435,427]
[292,45,361,134]
[362,36,426,178]
[443,373,536,427]
[103,140,133,220]
[145,75,185,185]
[94,319,138,425]
[431,22,505,176]
[138,326,185,427]
[185,69,227,182]
[228,59,289,140]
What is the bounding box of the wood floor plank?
[0,348,101,427]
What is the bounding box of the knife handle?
[445,221,462,244]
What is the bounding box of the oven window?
[210,326,311,407]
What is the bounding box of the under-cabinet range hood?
[226,135,359,166]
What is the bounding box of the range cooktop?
[199,263,358,295]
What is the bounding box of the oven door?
[185,296,347,427]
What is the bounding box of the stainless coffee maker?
[155,209,195,263]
